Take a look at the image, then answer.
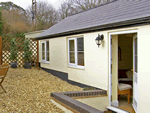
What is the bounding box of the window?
[41,41,49,63]
[68,37,84,69]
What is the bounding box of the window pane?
[42,52,45,60]
[46,41,49,61]
[70,52,75,63]
[69,40,74,51]
[78,52,84,66]
[135,56,137,72]
[135,38,137,55]
[46,52,49,61]
[135,38,137,72]
[77,38,84,51]
[46,41,49,51]
[42,43,45,51]
[42,43,45,60]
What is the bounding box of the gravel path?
[0,68,83,112]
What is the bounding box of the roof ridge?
[68,0,118,17]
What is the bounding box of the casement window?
[41,41,49,63]
[68,37,84,69]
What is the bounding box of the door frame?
[108,29,138,112]
[133,35,138,112]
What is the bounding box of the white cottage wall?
[39,31,109,90]
[40,37,68,73]
[138,25,150,113]
[67,32,109,90]
[38,25,150,113]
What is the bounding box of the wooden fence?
[0,36,39,67]
[0,36,2,65]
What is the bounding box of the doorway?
[109,30,138,113]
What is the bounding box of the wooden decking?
[119,106,135,113]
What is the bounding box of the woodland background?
[0,0,111,37]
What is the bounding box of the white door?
[133,35,138,113]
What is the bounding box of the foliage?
[1,9,31,35]
[0,2,31,35]
[26,1,58,31]
[0,2,25,11]
[0,0,112,35]
[10,38,18,62]
[2,32,25,38]
[23,39,32,63]
[15,32,25,38]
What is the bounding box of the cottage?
[34,0,150,113]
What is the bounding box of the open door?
[133,35,138,113]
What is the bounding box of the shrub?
[23,39,32,63]
[10,38,18,62]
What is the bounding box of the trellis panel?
[2,37,38,67]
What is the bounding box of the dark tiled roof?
[36,0,150,39]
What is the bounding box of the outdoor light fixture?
[95,34,104,47]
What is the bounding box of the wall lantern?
[95,34,104,47]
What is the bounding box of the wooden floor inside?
[118,95,135,113]
[118,106,135,113]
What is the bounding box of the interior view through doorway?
[111,32,137,113]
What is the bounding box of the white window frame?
[68,37,85,69]
[41,41,49,63]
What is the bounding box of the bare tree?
[1,0,113,34]
[0,1,25,11]
[58,0,77,20]
[26,1,58,31]
[72,0,111,11]
[58,0,111,20]
[72,0,98,11]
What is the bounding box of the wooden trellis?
[1,37,39,67]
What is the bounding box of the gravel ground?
[0,67,83,113]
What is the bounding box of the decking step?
[51,90,107,113]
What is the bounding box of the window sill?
[68,65,85,70]
[41,61,50,64]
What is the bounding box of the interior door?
[133,35,138,113]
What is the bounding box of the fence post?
[37,40,39,68]
[0,36,2,65]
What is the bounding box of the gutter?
[24,30,45,35]
[34,16,150,40]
